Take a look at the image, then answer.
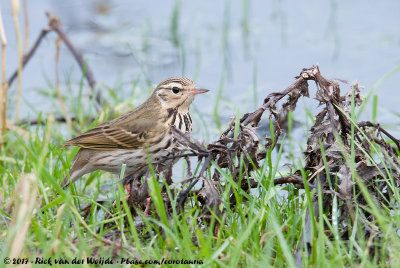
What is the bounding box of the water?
[2,0,400,140]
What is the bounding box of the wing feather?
[64,119,166,150]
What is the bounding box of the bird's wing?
[64,119,166,150]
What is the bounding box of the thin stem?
[0,8,7,136]
[22,0,28,53]
[11,0,23,121]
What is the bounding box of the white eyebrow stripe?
[164,82,183,89]
[157,77,194,88]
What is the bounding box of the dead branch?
[273,175,304,186]
[7,12,103,110]
[358,121,400,151]
[45,12,102,106]
[17,115,83,126]
[7,28,51,88]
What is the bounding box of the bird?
[62,77,209,188]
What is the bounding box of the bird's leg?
[112,183,131,207]
[143,197,152,216]
[112,195,130,207]
[125,184,131,194]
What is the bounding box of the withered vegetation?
[115,65,400,262]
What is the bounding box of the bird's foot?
[143,197,152,216]
[111,184,132,207]
[125,184,131,194]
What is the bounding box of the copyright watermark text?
[3,257,204,265]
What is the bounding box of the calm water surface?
[2,0,400,140]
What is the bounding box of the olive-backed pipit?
[62,77,208,187]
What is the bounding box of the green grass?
[2,1,400,266]
[1,70,400,268]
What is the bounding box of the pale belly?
[90,136,173,175]
[89,112,191,177]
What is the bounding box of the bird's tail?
[61,175,72,188]
[62,148,89,188]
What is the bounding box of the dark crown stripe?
[157,77,194,88]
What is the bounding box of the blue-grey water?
[2,0,400,141]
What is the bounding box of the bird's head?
[152,77,209,111]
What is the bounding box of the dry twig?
[116,65,399,263]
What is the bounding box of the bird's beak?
[188,88,209,95]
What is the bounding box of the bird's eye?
[172,87,180,94]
